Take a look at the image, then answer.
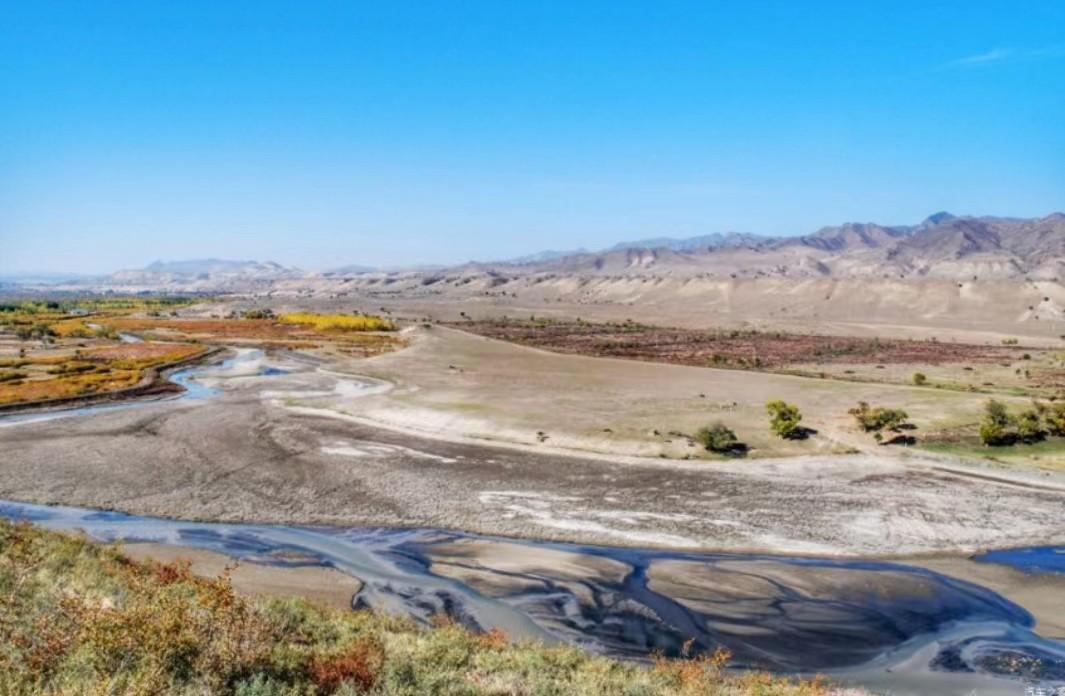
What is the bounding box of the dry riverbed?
[0,341,1062,557]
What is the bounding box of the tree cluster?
[849,401,912,443]
[979,399,1065,446]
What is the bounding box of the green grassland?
[919,438,1065,471]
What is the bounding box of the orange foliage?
[84,342,202,363]
[0,368,141,405]
[103,317,401,350]
[476,627,509,650]
[307,638,385,694]
[0,341,207,405]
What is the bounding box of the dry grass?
[82,341,204,366]
[102,317,400,353]
[0,343,206,405]
[0,368,142,404]
[0,303,401,407]
[280,313,395,332]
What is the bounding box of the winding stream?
[0,499,1062,694]
[0,350,1063,694]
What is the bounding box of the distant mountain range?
[6,212,1064,293]
[481,212,1065,280]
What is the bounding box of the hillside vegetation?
[0,520,856,695]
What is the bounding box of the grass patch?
[0,520,849,695]
[919,438,1065,470]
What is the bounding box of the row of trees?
[697,398,918,457]
[695,395,1064,456]
[979,399,1065,446]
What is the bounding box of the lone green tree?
[766,400,805,439]
[979,399,1015,446]
[912,372,927,386]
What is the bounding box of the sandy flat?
[119,542,363,610]
[339,325,1051,461]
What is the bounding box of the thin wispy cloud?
[943,45,1065,69]
[950,48,1013,67]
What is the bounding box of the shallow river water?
[0,499,1062,695]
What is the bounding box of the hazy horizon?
[3,2,1064,275]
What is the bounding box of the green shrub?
[1045,402,1065,437]
[979,399,1015,446]
[912,372,927,386]
[766,400,805,439]
[1016,406,1046,443]
[848,402,910,437]
[694,422,743,455]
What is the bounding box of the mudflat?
[119,542,363,610]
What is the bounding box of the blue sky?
[2,1,1063,274]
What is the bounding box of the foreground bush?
[0,519,856,695]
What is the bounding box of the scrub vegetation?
[0,342,205,406]
[978,399,1065,446]
[0,519,848,695]
[0,298,400,407]
[918,398,1065,470]
[280,313,395,333]
[694,422,746,456]
[449,318,1065,398]
[848,402,913,444]
[0,298,211,406]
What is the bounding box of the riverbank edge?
[0,345,223,416]
[2,495,1062,641]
